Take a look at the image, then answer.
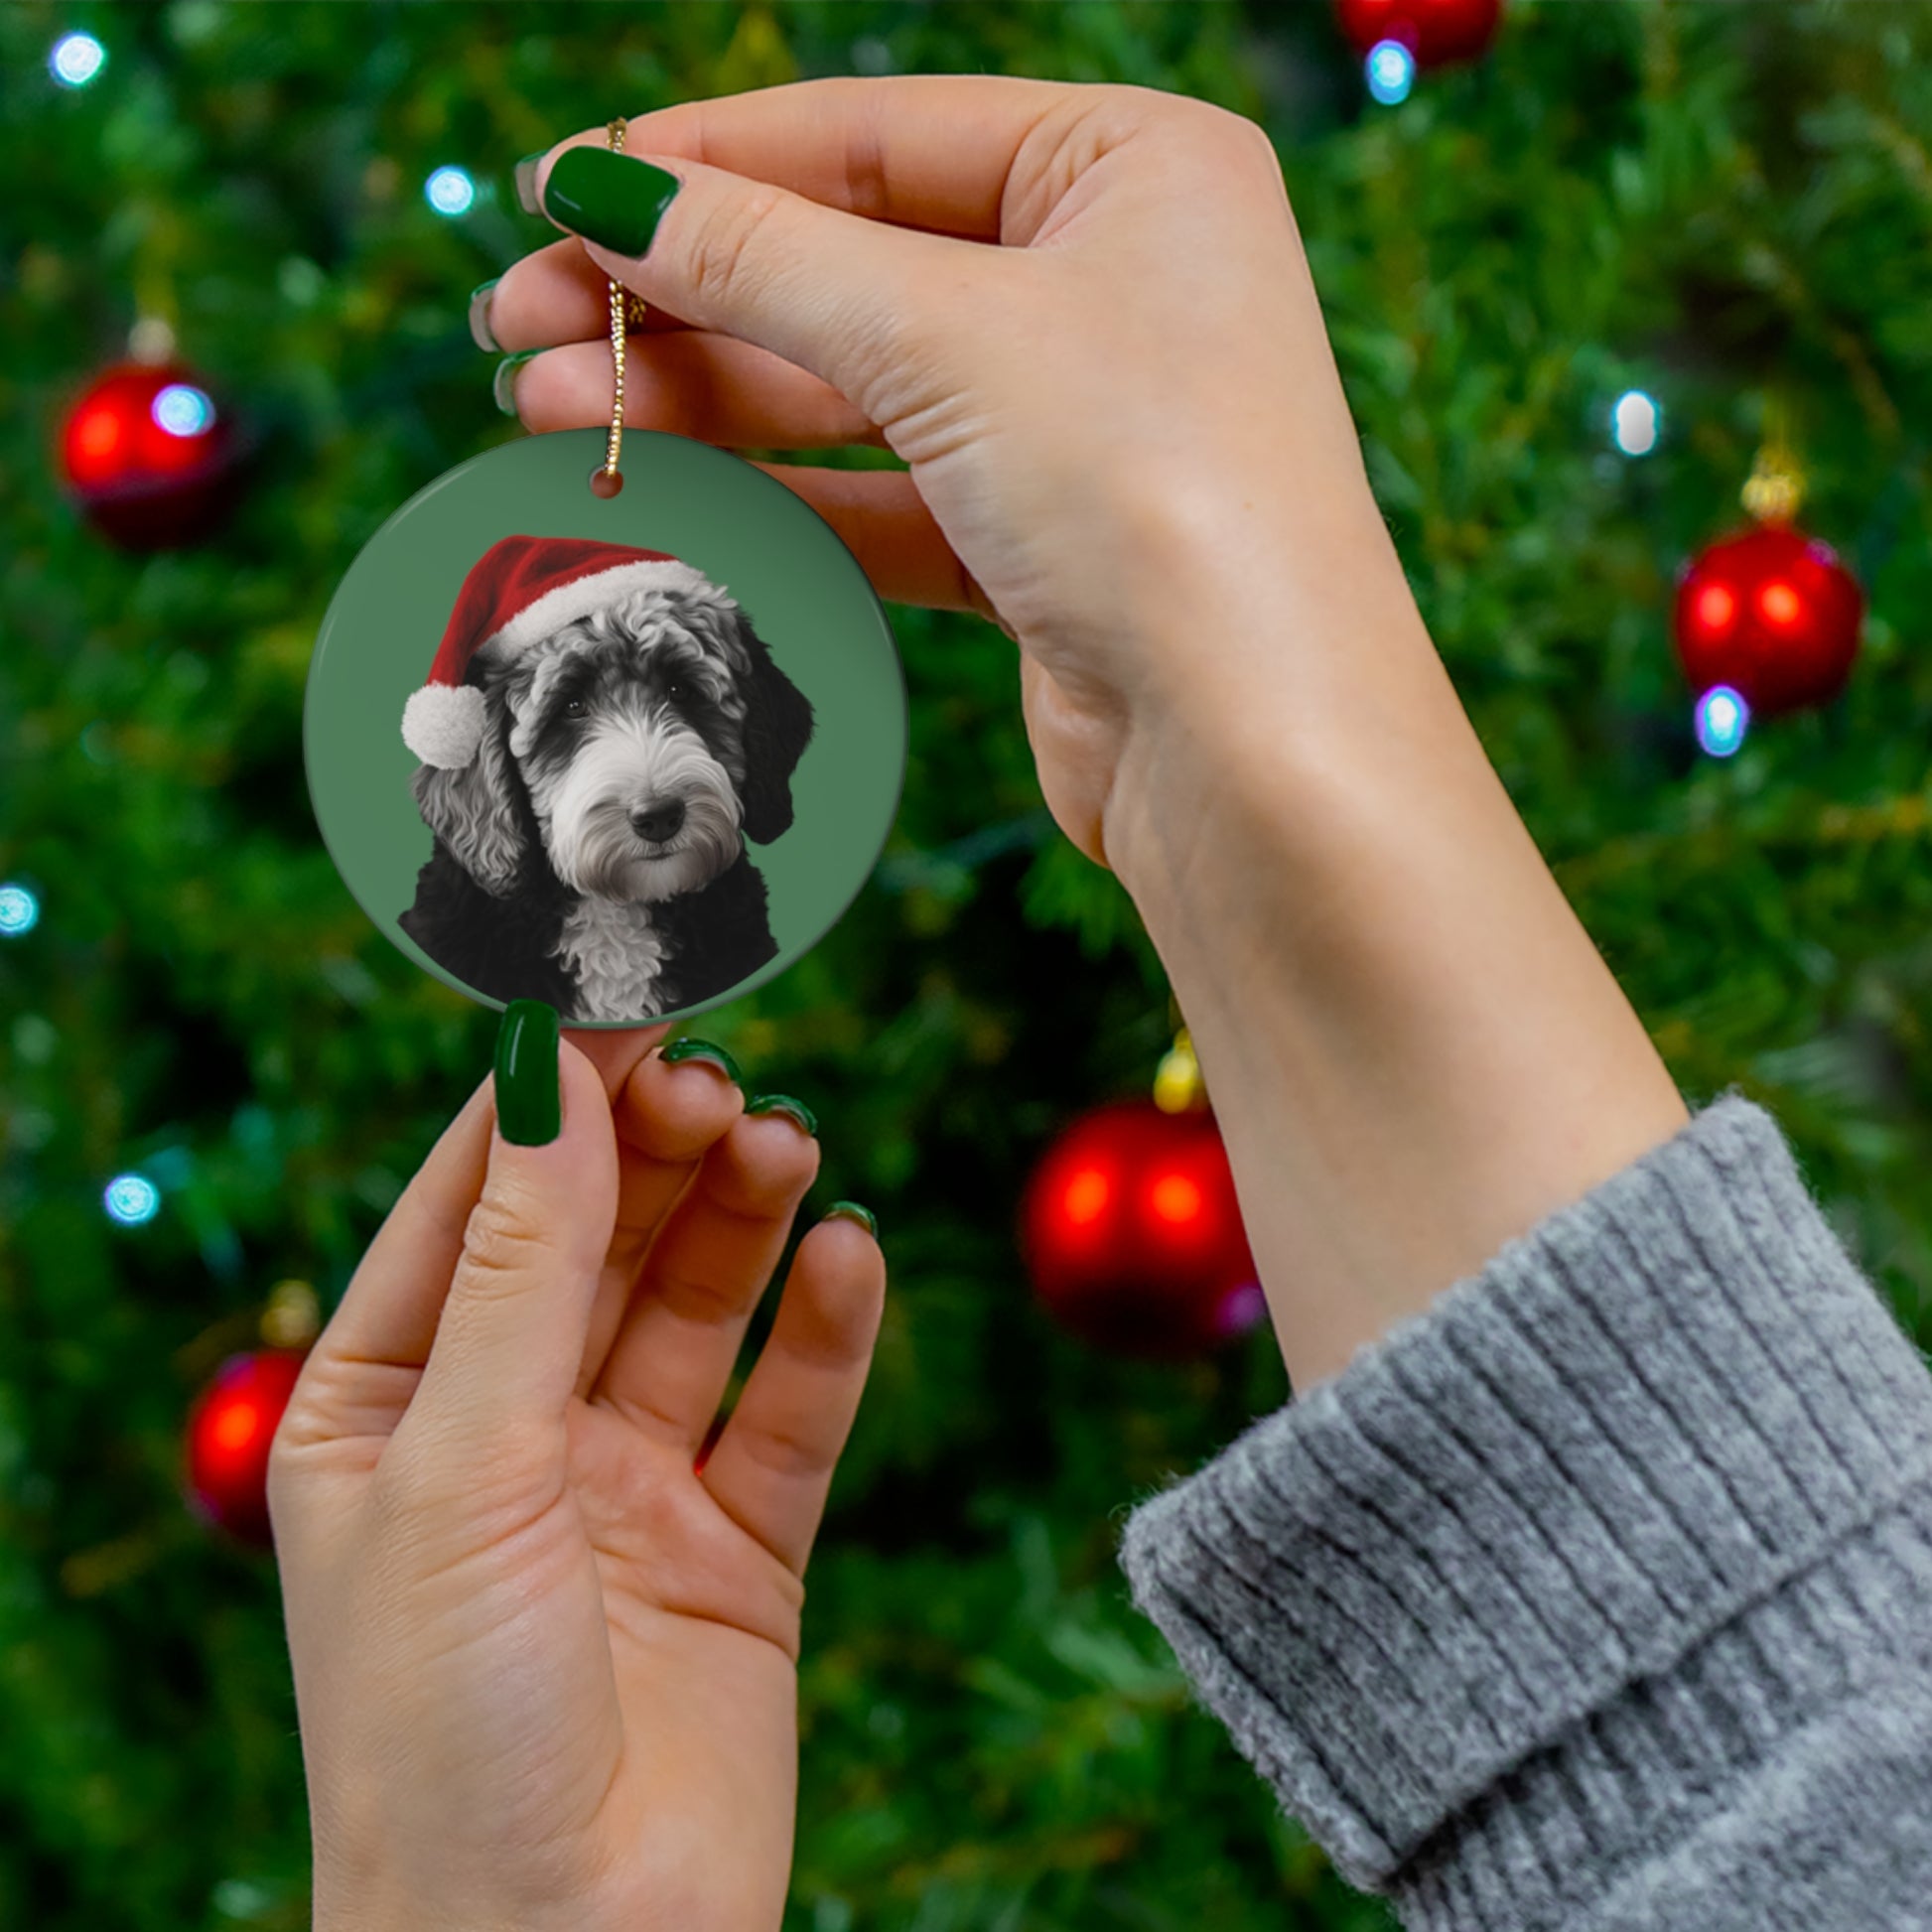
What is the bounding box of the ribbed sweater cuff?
[1118,1093,1932,1909]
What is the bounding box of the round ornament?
[1673,522,1863,718]
[183,1347,308,1548]
[306,425,906,1026]
[58,359,244,550]
[1020,1098,1264,1360]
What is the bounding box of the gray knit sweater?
[1118,1093,1932,1929]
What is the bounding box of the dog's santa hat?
[402,534,719,769]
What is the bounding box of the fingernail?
[468,278,501,352]
[513,151,546,215]
[492,349,539,416]
[541,147,682,257]
[495,1000,561,1146]
[824,1200,877,1238]
[746,1093,817,1138]
[660,1035,743,1084]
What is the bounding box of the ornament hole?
[588,467,624,500]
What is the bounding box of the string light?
[50,32,106,87]
[1611,389,1661,457]
[1365,39,1417,104]
[425,166,477,216]
[1695,684,1750,759]
[152,384,215,438]
[103,1173,162,1226]
[0,884,40,936]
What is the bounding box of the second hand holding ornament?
[306,120,906,1029]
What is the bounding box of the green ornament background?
[305,426,908,1025]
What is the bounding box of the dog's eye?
[562,697,586,718]
[663,678,686,702]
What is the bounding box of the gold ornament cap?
[1154,1026,1206,1113]
[1741,396,1805,525]
[260,1278,321,1350]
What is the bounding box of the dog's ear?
[409,666,530,895]
[733,608,816,845]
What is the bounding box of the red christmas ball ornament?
[1334,0,1502,68]
[58,359,244,549]
[1673,523,1863,719]
[1021,1098,1264,1360]
[183,1348,308,1547]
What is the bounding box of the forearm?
[1104,488,1688,1391]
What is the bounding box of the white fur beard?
[535,726,743,904]
[554,899,674,1021]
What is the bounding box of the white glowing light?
[104,1173,161,1225]
[152,384,215,438]
[1366,40,1416,105]
[1612,389,1661,457]
[51,33,106,87]
[426,166,477,216]
[1695,684,1749,759]
[0,884,40,935]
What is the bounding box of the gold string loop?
[591,117,646,498]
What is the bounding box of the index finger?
[538,71,1085,242]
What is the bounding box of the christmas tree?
[3,5,1929,1928]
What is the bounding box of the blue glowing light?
[104,1173,161,1226]
[0,884,39,935]
[1366,40,1416,105]
[425,166,477,216]
[50,32,105,87]
[1612,389,1661,457]
[152,383,215,438]
[1695,684,1750,759]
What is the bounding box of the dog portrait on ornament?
[396,534,816,1024]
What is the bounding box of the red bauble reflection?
[184,1349,307,1547]
[1673,523,1863,718]
[1334,0,1502,66]
[1020,1099,1264,1360]
[58,361,243,549]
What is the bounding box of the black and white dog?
[399,572,814,1023]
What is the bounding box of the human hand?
[483,79,1685,1398]
[269,1013,885,1932]
[482,74,1417,887]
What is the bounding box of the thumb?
[407,1003,619,1451]
[529,140,983,415]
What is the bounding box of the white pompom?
[401,683,485,768]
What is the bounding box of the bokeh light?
[104,1173,162,1226]
[1695,684,1750,759]
[425,165,476,216]
[50,32,106,87]
[0,884,40,936]
[1365,40,1416,105]
[152,384,215,438]
[1611,389,1660,456]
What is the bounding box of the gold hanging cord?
[592,118,652,496]
[1741,390,1805,525]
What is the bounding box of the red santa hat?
[402,534,719,768]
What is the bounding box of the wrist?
[1100,485,1444,921]
[1096,506,1688,1389]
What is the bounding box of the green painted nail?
[468,278,501,352]
[660,1036,743,1084]
[492,349,539,416]
[746,1093,817,1138]
[494,1000,561,1146]
[513,152,546,215]
[541,146,682,257]
[824,1200,877,1238]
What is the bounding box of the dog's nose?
[629,797,686,844]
